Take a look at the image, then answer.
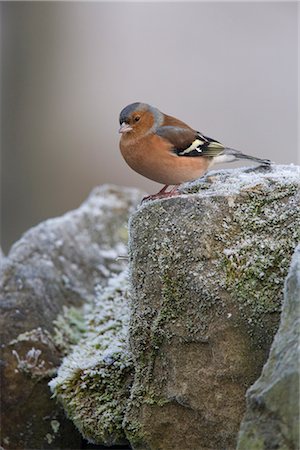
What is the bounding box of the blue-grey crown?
[119,102,164,131]
[119,102,147,124]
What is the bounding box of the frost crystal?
[49,269,133,445]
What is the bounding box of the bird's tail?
[223,148,272,165]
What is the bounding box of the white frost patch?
[43,185,143,230]
[49,269,130,391]
[99,242,127,260]
[181,165,300,197]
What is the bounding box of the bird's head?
[119,102,163,137]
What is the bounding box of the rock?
[49,269,133,446]
[26,167,299,450]
[237,244,300,450]
[0,185,143,450]
[125,165,300,450]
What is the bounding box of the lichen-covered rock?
[49,269,132,446]
[0,185,143,450]
[237,244,300,450]
[125,165,300,450]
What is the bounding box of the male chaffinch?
[119,102,271,200]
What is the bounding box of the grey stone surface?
[125,165,300,450]
[0,185,143,450]
[237,244,300,450]
[10,166,300,450]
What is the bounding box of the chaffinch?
[119,102,271,200]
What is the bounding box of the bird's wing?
[156,126,225,157]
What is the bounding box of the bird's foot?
[142,185,180,202]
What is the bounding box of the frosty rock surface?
[0,185,143,450]
[50,269,133,446]
[126,166,300,450]
[237,244,300,450]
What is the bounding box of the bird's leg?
[142,185,180,202]
[142,185,169,202]
[157,185,170,195]
[167,185,180,196]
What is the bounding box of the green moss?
[237,432,265,450]
[123,271,181,443]
[218,183,300,345]
[144,390,170,407]
[123,419,147,447]
[52,306,88,355]
[151,273,187,348]
[50,168,299,448]
[53,354,133,444]
[125,168,300,448]
[49,270,132,446]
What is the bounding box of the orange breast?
[120,134,211,185]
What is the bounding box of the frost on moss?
[49,270,133,445]
[214,167,300,343]
[52,306,88,355]
[125,165,300,449]
[179,165,300,343]
[237,245,300,450]
[128,168,300,368]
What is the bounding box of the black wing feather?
[156,126,225,157]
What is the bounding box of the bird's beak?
[119,122,133,134]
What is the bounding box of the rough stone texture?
[125,165,300,450]
[49,269,133,446]
[237,244,300,450]
[0,185,143,450]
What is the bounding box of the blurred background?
[1,1,299,253]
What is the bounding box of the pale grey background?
[1,1,299,252]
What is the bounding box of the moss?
[50,167,299,448]
[11,346,56,379]
[123,419,147,447]
[151,273,188,348]
[218,183,300,345]
[44,420,61,445]
[125,167,300,448]
[237,433,265,450]
[50,419,60,434]
[144,389,170,407]
[45,433,54,445]
[52,306,88,355]
[53,353,133,444]
[49,270,133,446]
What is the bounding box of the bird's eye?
[134,116,140,122]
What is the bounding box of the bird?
[118,102,271,200]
